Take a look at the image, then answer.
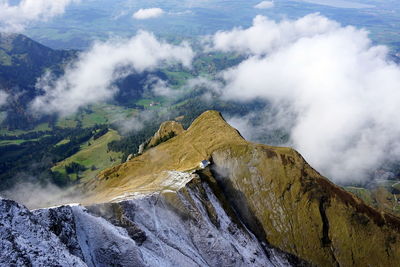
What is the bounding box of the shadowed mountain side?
[82,110,400,266]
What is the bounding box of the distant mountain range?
[0,33,74,88]
[0,33,74,130]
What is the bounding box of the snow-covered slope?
[0,172,299,267]
[0,198,85,266]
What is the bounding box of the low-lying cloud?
[145,76,179,98]
[114,109,157,135]
[209,14,400,183]
[210,14,338,55]
[133,8,164,20]
[297,0,374,9]
[31,31,194,116]
[0,181,82,209]
[0,90,8,107]
[254,1,274,9]
[0,0,79,32]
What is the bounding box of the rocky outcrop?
[147,120,184,148]
[0,198,85,266]
[136,121,185,155]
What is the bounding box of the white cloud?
[114,110,157,135]
[0,0,79,32]
[31,31,194,116]
[254,1,274,9]
[210,14,338,55]
[298,0,374,9]
[0,90,8,107]
[145,76,179,98]
[0,181,80,209]
[210,14,400,183]
[133,8,164,20]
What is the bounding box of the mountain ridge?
[83,110,400,266]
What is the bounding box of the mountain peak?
[83,110,245,203]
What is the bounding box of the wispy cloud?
[208,14,400,183]
[145,76,179,98]
[0,181,81,209]
[254,1,274,9]
[297,0,374,9]
[0,0,79,32]
[114,109,157,135]
[133,8,164,20]
[31,31,194,116]
[0,90,8,107]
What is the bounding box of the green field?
[56,103,136,128]
[0,139,27,146]
[0,134,51,146]
[0,122,51,135]
[52,129,123,181]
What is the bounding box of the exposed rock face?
[0,198,85,266]
[0,173,296,267]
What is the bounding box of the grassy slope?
[0,122,51,135]
[57,103,135,128]
[52,129,122,181]
[83,110,247,203]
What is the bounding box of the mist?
[0,90,8,107]
[0,0,80,32]
[254,1,274,9]
[31,31,194,116]
[145,76,180,98]
[0,181,82,210]
[208,14,400,183]
[113,109,158,135]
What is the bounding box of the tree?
[65,162,87,174]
